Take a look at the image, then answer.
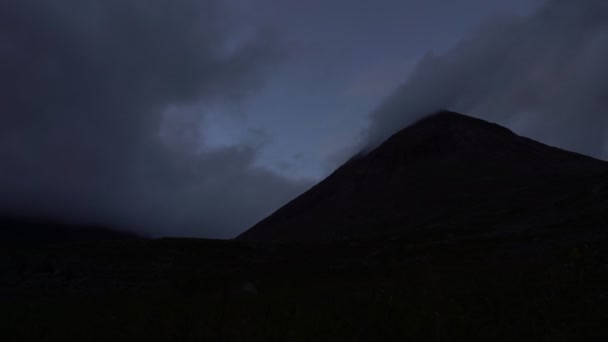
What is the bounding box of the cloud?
[344,59,418,99]
[363,0,608,159]
[0,0,311,238]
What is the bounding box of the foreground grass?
[3,239,608,341]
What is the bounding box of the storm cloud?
[0,0,311,238]
[364,0,608,159]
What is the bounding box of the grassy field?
[2,235,608,341]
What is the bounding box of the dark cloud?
[364,0,608,159]
[0,0,311,238]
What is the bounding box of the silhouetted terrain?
[0,216,140,247]
[239,111,608,242]
[2,111,608,341]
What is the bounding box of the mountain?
[5,110,608,340]
[238,110,608,242]
[0,216,140,247]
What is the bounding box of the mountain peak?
[362,110,595,168]
[410,110,513,133]
[238,110,608,242]
[374,110,516,157]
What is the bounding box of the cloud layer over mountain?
[0,0,311,237]
[364,0,608,159]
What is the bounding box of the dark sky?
[209,0,543,179]
[1,0,605,238]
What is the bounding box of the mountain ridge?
[238,110,608,242]
[0,216,140,247]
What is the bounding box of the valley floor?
[2,234,608,341]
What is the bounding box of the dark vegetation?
[2,235,608,341]
[2,112,608,340]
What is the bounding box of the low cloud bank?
[0,0,312,238]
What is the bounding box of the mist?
[0,0,312,238]
[364,0,608,159]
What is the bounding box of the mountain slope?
[0,217,140,247]
[238,110,608,242]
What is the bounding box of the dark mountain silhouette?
[4,110,608,340]
[0,216,139,247]
[238,110,608,242]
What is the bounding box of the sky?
[206,0,544,180]
[1,0,606,238]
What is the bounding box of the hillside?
[3,110,608,341]
[238,110,608,242]
[0,216,139,247]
